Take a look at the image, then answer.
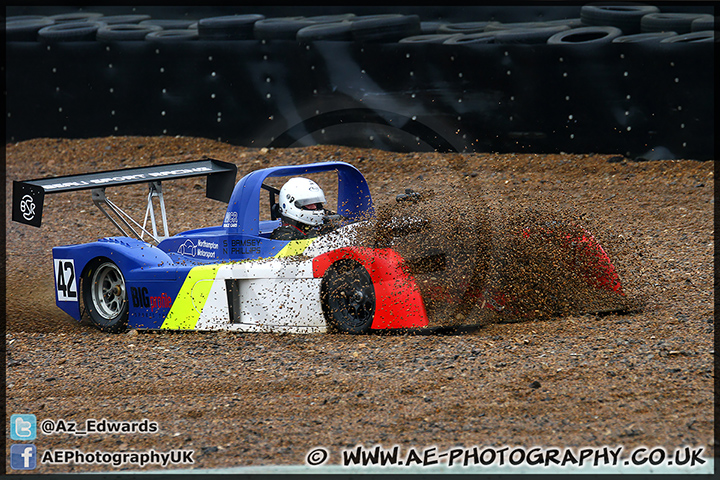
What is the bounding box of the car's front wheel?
[321,260,376,334]
[83,259,129,333]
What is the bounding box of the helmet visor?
[298,202,323,211]
[294,193,325,209]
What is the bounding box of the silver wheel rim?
[91,262,126,320]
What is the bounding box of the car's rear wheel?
[321,260,376,334]
[83,259,129,333]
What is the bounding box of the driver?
[271,177,327,240]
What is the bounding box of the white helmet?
[279,177,327,226]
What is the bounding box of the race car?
[12,158,626,334]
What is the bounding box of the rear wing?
[12,159,237,242]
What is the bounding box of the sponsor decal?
[131,287,173,312]
[223,211,238,228]
[177,240,197,256]
[40,167,213,191]
[223,238,261,256]
[13,181,45,227]
[20,195,36,221]
[197,239,218,249]
[177,239,216,259]
[196,250,215,259]
[150,293,172,312]
[147,167,212,177]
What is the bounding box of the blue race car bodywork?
[23,159,425,334]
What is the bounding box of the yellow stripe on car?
[161,264,221,330]
[162,239,313,330]
[275,238,314,258]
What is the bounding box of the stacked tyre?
[579,5,715,44]
[6,6,716,45]
[395,5,714,45]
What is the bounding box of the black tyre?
[580,4,659,34]
[420,21,446,34]
[444,32,496,44]
[145,29,199,42]
[6,17,55,41]
[254,17,315,40]
[484,21,555,32]
[547,26,622,44]
[98,14,152,25]
[83,260,129,333]
[399,33,464,44]
[305,14,356,24]
[297,22,353,42]
[140,19,198,30]
[545,18,585,29]
[6,15,50,22]
[350,14,422,43]
[49,12,104,24]
[613,31,677,43]
[321,260,376,334]
[437,21,490,34]
[97,24,162,41]
[494,25,570,44]
[641,13,714,35]
[691,16,716,32]
[660,31,715,43]
[38,21,101,42]
[197,14,264,40]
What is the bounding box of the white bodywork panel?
[193,258,327,333]
[175,222,368,333]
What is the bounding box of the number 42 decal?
[54,259,78,302]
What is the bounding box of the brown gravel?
[4,136,715,473]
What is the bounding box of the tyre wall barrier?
[5,5,715,160]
